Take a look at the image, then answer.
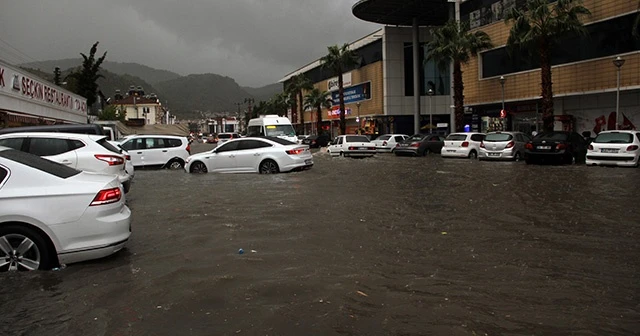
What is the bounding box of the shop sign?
[331,81,371,106]
[327,107,352,119]
[0,63,87,115]
[327,72,352,92]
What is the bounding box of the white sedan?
[0,147,131,271]
[371,134,409,152]
[185,136,313,174]
[586,130,640,167]
[328,135,377,157]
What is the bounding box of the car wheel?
[468,150,478,160]
[422,148,429,157]
[514,152,521,162]
[190,161,208,174]
[339,151,344,157]
[166,159,184,170]
[0,225,52,272]
[259,160,280,174]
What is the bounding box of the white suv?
[0,132,132,192]
[441,132,486,159]
[117,135,191,169]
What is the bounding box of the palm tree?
[286,74,313,133]
[427,20,492,132]
[320,44,359,135]
[506,0,590,132]
[304,88,333,135]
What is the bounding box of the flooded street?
[2,143,639,336]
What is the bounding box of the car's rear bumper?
[441,148,471,157]
[586,154,639,166]
[375,146,394,153]
[344,151,375,157]
[479,148,516,160]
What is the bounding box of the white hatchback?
[185,136,313,174]
[586,130,640,167]
[0,132,132,192]
[441,132,486,159]
[0,147,131,271]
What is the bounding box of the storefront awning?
[352,0,451,26]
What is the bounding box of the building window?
[404,43,451,96]
[481,12,640,78]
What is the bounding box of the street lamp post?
[427,88,434,134]
[356,102,361,134]
[613,56,625,130]
[499,76,506,131]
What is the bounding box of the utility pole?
[244,98,255,118]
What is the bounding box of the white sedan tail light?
[286,148,306,155]
[90,187,122,206]
[95,154,125,166]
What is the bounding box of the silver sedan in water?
[479,131,531,161]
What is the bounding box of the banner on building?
[331,81,371,106]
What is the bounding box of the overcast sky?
[0,0,381,87]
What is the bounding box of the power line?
[0,37,40,64]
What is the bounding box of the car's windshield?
[265,125,296,137]
[346,136,370,143]
[377,135,391,141]
[485,133,513,142]
[594,132,633,144]
[535,133,568,141]
[446,134,468,141]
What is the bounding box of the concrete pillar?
[412,17,421,135]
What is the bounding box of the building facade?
[0,59,87,128]
[112,87,164,125]
[462,0,640,135]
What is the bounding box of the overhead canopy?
[352,0,452,26]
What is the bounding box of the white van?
[247,115,298,143]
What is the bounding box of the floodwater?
[1,143,639,336]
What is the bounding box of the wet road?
[2,142,639,336]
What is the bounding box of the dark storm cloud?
[0,0,380,86]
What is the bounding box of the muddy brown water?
[1,143,639,335]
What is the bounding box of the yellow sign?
[266,125,276,129]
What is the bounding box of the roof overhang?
[352,0,452,26]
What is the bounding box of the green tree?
[320,44,358,135]
[304,88,332,136]
[506,0,590,131]
[270,92,291,117]
[286,74,313,132]
[98,105,126,121]
[427,20,492,132]
[66,41,107,114]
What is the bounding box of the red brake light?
[627,145,639,151]
[588,145,593,150]
[90,187,122,206]
[186,144,191,154]
[525,142,533,150]
[286,148,305,155]
[480,142,485,148]
[382,141,387,146]
[125,154,131,161]
[348,146,355,150]
[410,143,420,147]
[505,141,515,148]
[556,143,567,150]
[95,154,124,166]
[461,141,469,147]
[396,143,400,147]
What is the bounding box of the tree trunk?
[298,91,305,134]
[539,39,554,132]
[453,61,465,132]
[316,106,323,136]
[338,74,346,135]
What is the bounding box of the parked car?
[117,135,191,169]
[524,131,587,164]
[479,131,531,161]
[301,134,331,148]
[0,132,132,193]
[395,134,444,156]
[0,147,131,271]
[586,130,640,167]
[108,140,135,183]
[441,132,485,159]
[327,135,376,158]
[217,132,242,145]
[371,134,409,153]
[297,135,309,144]
[185,136,313,174]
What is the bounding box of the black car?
[524,131,587,164]
[301,134,330,148]
[394,134,445,156]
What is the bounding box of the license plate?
[304,159,312,164]
[447,150,456,153]
[488,153,500,156]
[359,147,367,150]
[401,144,408,147]
[537,146,551,150]
[601,148,618,153]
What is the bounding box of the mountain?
[21,59,181,85]
[242,83,283,103]
[156,74,253,119]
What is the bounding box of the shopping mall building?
[280,0,639,137]
[0,59,87,127]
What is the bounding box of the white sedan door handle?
[254,153,260,156]
[62,160,73,165]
